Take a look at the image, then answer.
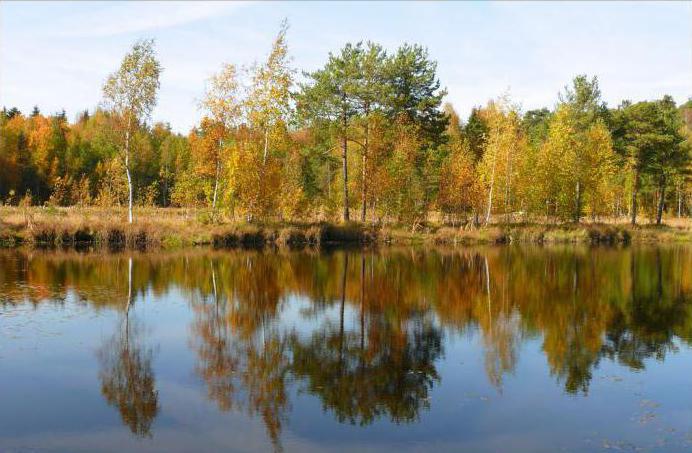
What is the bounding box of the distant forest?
[1,21,690,226]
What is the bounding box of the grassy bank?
[0,206,380,249]
[1,206,691,249]
[384,221,692,246]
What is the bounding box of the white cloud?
[54,1,247,38]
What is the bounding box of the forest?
[1,21,691,228]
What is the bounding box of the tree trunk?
[125,164,133,224]
[342,121,350,223]
[126,256,133,314]
[125,256,133,350]
[485,150,497,225]
[124,126,133,224]
[504,143,513,224]
[163,163,169,207]
[212,155,220,209]
[656,176,666,225]
[360,253,365,351]
[210,260,218,323]
[339,253,348,373]
[485,176,495,225]
[361,114,368,223]
[485,255,492,336]
[574,180,582,223]
[262,127,269,166]
[631,168,639,226]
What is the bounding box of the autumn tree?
[242,19,294,218]
[380,118,428,227]
[199,63,243,209]
[438,137,483,226]
[157,129,189,207]
[464,107,488,162]
[246,19,293,167]
[534,104,616,222]
[557,75,612,222]
[476,98,524,224]
[102,39,161,223]
[187,119,227,207]
[438,104,483,225]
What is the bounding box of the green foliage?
[464,107,488,161]
[613,96,690,223]
[522,108,552,149]
[386,43,449,149]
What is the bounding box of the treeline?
[1,21,690,226]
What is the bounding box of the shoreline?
[1,207,691,250]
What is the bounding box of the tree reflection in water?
[97,257,159,438]
[2,246,691,447]
[184,246,692,448]
[189,257,290,450]
[290,253,442,425]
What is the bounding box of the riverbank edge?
[1,219,691,250]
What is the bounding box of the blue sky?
[1,1,690,133]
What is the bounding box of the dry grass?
[1,206,690,249]
[0,207,379,249]
[0,206,214,248]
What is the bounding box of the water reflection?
[189,257,290,449]
[1,246,691,449]
[290,254,442,426]
[97,257,159,438]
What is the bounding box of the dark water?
[1,245,691,453]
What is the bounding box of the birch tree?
[557,75,609,222]
[246,19,294,183]
[535,105,616,221]
[200,63,243,209]
[477,99,522,225]
[102,39,161,223]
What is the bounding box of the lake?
[1,245,691,452]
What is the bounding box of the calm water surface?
[1,245,691,452]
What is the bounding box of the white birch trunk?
[262,127,269,166]
[124,121,133,224]
[485,150,497,225]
